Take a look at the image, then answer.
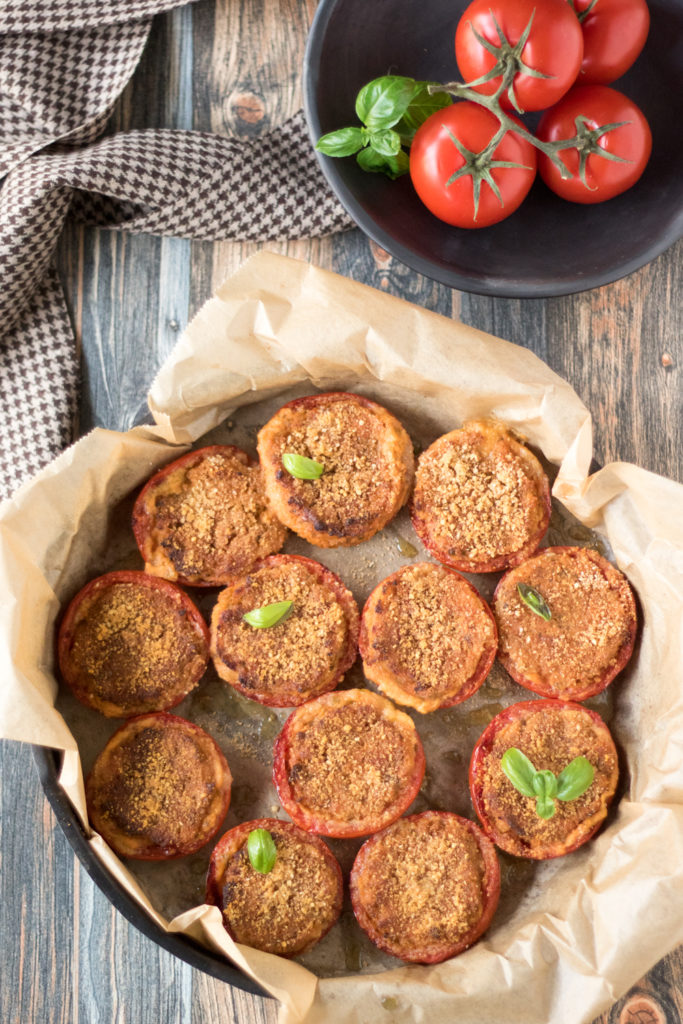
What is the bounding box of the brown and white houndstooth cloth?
[0,0,351,500]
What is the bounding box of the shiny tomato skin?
[455,0,584,112]
[572,0,650,85]
[409,103,537,229]
[537,85,652,203]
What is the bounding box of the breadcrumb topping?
[220,829,340,954]
[212,559,352,703]
[412,422,548,565]
[495,547,636,694]
[258,395,413,542]
[479,705,618,852]
[285,695,419,823]
[355,815,486,952]
[68,582,206,707]
[141,449,286,582]
[91,721,224,850]
[363,563,495,708]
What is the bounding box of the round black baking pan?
[33,744,270,995]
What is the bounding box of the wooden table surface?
[2,2,681,1022]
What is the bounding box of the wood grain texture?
[3,1,681,1023]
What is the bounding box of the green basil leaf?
[355,76,417,130]
[532,769,558,800]
[532,770,558,819]
[282,452,324,479]
[246,828,277,874]
[243,600,293,629]
[394,82,452,138]
[501,747,537,798]
[517,583,552,621]
[369,128,402,157]
[557,756,595,801]
[316,126,366,157]
[357,146,409,179]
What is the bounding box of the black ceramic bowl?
[304,0,683,297]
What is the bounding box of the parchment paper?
[1,251,682,1024]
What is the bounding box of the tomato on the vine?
[571,0,650,86]
[455,0,584,113]
[409,102,537,228]
[537,85,652,203]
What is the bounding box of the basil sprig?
[517,583,552,621]
[246,828,277,874]
[282,452,324,479]
[243,600,293,629]
[316,75,451,179]
[501,747,595,820]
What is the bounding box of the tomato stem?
[461,11,553,114]
[429,82,631,182]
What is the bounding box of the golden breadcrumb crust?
[350,811,500,962]
[359,562,497,712]
[86,713,231,859]
[472,701,618,859]
[58,572,209,717]
[411,420,550,572]
[132,446,286,586]
[494,546,637,700]
[210,555,359,706]
[206,818,343,956]
[257,392,414,547]
[273,688,425,837]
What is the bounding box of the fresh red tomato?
[455,0,584,113]
[572,0,650,85]
[409,102,537,228]
[537,85,652,203]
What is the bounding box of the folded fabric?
[0,0,351,499]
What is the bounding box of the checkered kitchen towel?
[0,0,351,500]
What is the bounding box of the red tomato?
[409,102,537,228]
[537,85,652,203]
[455,0,584,112]
[572,0,650,85]
[469,700,619,860]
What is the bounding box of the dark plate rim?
[303,0,683,298]
[32,744,270,997]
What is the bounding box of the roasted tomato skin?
[349,811,500,963]
[205,817,343,957]
[537,85,652,203]
[272,689,426,838]
[409,103,537,229]
[57,570,210,717]
[571,0,650,85]
[493,545,637,702]
[455,0,584,112]
[469,699,618,860]
[210,553,359,707]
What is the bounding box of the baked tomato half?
[493,545,637,702]
[350,811,500,963]
[469,700,619,859]
[537,85,652,203]
[455,0,584,112]
[571,0,650,85]
[210,553,359,707]
[86,712,232,860]
[132,445,286,587]
[58,570,210,717]
[359,562,497,713]
[409,103,537,228]
[206,818,343,957]
[272,688,425,838]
